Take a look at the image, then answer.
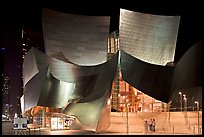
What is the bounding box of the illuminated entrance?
[108,32,167,113]
[49,113,76,130]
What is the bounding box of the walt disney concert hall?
[20,8,202,132]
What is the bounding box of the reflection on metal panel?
[50,52,76,64]
[119,8,180,65]
[49,51,119,103]
[23,49,39,86]
[120,50,174,103]
[78,52,118,103]
[24,67,48,112]
[38,72,76,108]
[22,47,118,131]
[20,95,25,114]
[22,41,202,131]
[171,41,202,91]
[23,47,51,87]
[42,8,110,66]
[96,104,111,132]
[63,90,109,131]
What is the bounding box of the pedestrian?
[152,119,156,132]
[144,120,148,134]
[149,119,153,132]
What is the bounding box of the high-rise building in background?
[21,27,45,61]
[2,74,12,119]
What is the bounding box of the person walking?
[149,119,153,132]
[152,119,156,132]
[144,120,148,134]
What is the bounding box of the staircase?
[104,111,202,134]
[185,111,202,134]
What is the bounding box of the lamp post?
[183,95,187,112]
[183,96,188,122]
[125,82,129,134]
[195,101,200,134]
[179,92,182,111]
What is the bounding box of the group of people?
[144,118,156,133]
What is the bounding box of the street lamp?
[183,95,187,112]
[183,94,186,98]
[179,92,182,111]
[124,82,129,134]
[195,101,200,134]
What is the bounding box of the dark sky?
[1,0,203,116]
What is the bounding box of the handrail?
[166,117,174,134]
[183,111,201,134]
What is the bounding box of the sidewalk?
[2,121,200,135]
[27,127,198,135]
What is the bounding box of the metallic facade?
[170,41,202,92]
[119,8,180,66]
[20,8,202,132]
[120,50,174,103]
[120,41,202,103]
[21,47,119,131]
[42,9,110,66]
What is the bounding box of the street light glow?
[183,94,186,98]
[195,101,198,104]
[194,101,200,134]
[179,92,182,111]
[183,97,187,112]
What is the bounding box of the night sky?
[1,0,203,116]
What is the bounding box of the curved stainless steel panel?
[23,48,39,86]
[24,67,49,112]
[22,47,118,122]
[63,90,109,131]
[37,71,76,108]
[50,52,76,64]
[119,8,180,66]
[49,51,119,102]
[171,41,202,91]
[42,8,110,66]
[120,50,174,103]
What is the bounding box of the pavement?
[2,121,200,135]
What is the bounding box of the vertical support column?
[179,92,182,112]
[113,31,120,112]
[194,101,200,134]
[196,102,200,134]
[42,107,46,127]
[125,82,129,134]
